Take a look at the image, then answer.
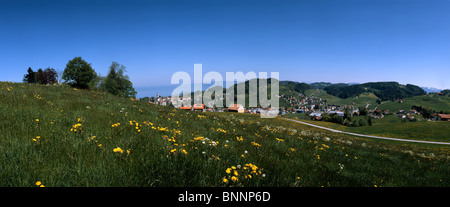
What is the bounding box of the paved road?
[283,118,450,145]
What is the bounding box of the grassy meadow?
[294,116,450,144]
[0,82,449,187]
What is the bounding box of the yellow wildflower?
[250,141,261,147]
[231,176,238,182]
[275,138,284,142]
[226,168,232,174]
[113,147,124,153]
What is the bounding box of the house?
[296,109,305,114]
[179,106,192,110]
[328,111,344,117]
[397,110,406,114]
[430,113,450,121]
[193,104,204,111]
[409,109,418,114]
[438,114,450,121]
[228,104,245,113]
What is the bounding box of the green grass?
[295,115,450,143]
[1,82,449,187]
[378,95,450,113]
[309,89,379,109]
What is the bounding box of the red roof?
[193,104,204,110]
[179,106,191,110]
[438,114,450,119]
[228,104,243,111]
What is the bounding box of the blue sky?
[1,0,449,96]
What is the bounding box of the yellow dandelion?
[231,176,238,182]
[113,147,124,153]
[223,178,228,183]
[226,168,232,174]
[35,181,41,186]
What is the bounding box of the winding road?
[283,118,450,145]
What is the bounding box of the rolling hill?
[324,82,426,101]
[0,81,449,187]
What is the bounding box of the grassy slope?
[295,116,450,143]
[307,89,379,109]
[0,82,449,187]
[378,95,450,112]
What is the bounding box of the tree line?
[23,57,136,98]
[23,67,58,85]
[324,82,426,101]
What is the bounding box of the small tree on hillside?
[23,67,37,83]
[44,68,58,84]
[101,62,137,98]
[37,69,45,84]
[62,57,97,89]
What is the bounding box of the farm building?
[228,104,245,113]
[193,104,204,111]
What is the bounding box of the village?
[143,91,450,123]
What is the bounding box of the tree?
[37,69,45,84]
[42,68,58,84]
[359,107,368,116]
[23,67,37,83]
[101,62,137,98]
[62,57,97,89]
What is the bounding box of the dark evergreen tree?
[23,67,37,83]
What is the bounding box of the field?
[1,82,449,187]
[293,115,450,143]
[307,89,379,109]
[378,95,450,113]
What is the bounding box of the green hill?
[311,89,379,108]
[0,82,449,187]
[379,95,450,113]
[324,82,426,101]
